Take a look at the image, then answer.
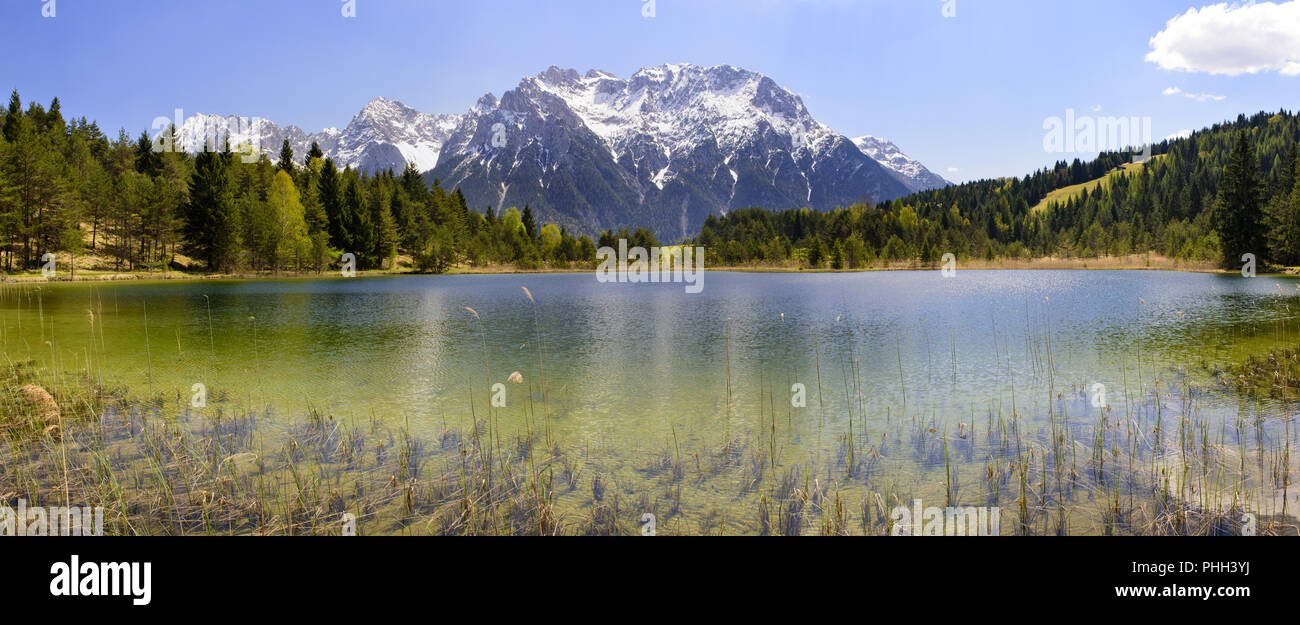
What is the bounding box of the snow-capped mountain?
[852,135,949,193]
[430,64,933,239]
[328,97,460,172]
[173,113,311,160]
[173,98,460,173]
[168,64,947,238]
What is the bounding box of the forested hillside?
[4,90,1297,276]
[695,111,1300,270]
[0,90,597,275]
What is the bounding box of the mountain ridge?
[172,63,949,237]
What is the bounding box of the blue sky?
[2,0,1297,183]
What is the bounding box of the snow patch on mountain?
[173,98,461,173]
[852,135,949,193]
[166,64,950,238]
[430,63,932,239]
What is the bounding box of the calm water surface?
[4,270,1298,531]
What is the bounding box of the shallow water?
[4,270,1299,533]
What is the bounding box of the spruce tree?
[278,139,295,175]
[318,158,346,249]
[370,184,397,268]
[521,203,537,240]
[134,131,163,177]
[184,149,239,271]
[807,237,825,268]
[341,174,372,266]
[2,90,20,143]
[46,97,64,135]
[305,141,323,167]
[1212,130,1264,267]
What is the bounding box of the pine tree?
[1279,158,1300,266]
[305,141,323,167]
[1290,171,1300,263]
[1278,144,1298,198]
[2,90,20,143]
[5,114,70,269]
[45,97,64,135]
[807,237,825,268]
[278,139,295,175]
[184,149,239,271]
[297,159,327,238]
[134,131,163,177]
[1212,130,1264,267]
[318,158,346,249]
[367,177,397,268]
[341,174,373,267]
[521,203,537,240]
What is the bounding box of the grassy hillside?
[1030,155,1165,214]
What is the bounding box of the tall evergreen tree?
[134,131,163,177]
[521,203,537,240]
[45,97,64,135]
[2,90,20,143]
[318,158,346,249]
[341,173,372,265]
[278,139,295,175]
[807,236,826,268]
[183,149,239,271]
[368,179,397,268]
[305,141,323,166]
[1212,130,1264,267]
[5,114,70,269]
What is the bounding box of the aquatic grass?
[1,283,1297,536]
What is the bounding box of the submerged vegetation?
[1227,345,1300,398]
[1,280,1295,536]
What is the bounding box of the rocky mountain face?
[174,97,460,173]
[429,64,932,239]
[172,64,947,239]
[852,135,950,193]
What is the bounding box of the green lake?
[3,270,1298,534]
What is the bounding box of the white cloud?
[1165,129,1194,141]
[946,167,960,173]
[1147,1,1300,76]
[1090,104,1104,112]
[1162,86,1227,102]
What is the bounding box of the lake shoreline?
[3,269,1296,536]
[0,253,1285,283]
